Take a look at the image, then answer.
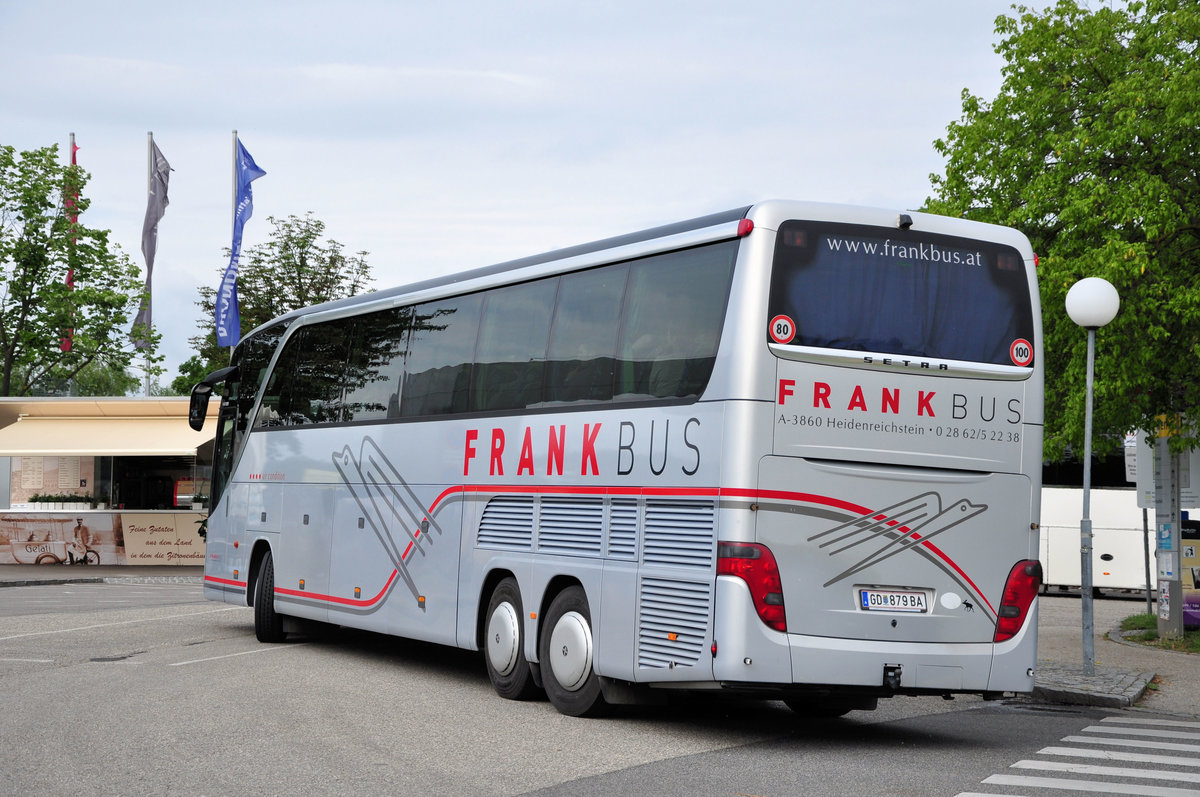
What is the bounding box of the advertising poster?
[0,512,204,566]
[1184,540,1199,627]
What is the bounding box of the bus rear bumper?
[712,577,1037,694]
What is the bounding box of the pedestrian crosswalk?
[957,716,1200,796]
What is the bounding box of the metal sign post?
[1154,434,1184,638]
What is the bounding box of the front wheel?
[538,585,606,717]
[253,550,286,643]
[483,578,538,700]
[84,549,100,565]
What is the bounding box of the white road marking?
[170,645,302,667]
[0,606,244,641]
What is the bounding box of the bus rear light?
[994,559,1042,643]
[717,541,786,632]
[737,219,754,237]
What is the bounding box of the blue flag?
[215,139,266,347]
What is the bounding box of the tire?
[538,585,606,717]
[784,696,877,718]
[35,554,60,565]
[254,550,286,643]
[84,549,100,565]
[483,578,538,700]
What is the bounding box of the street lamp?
[1065,277,1120,676]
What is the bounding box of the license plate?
[859,589,928,613]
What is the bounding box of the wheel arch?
[536,574,586,648]
[476,567,518,650]
[246,539,273,608]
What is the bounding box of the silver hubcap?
[548,610,592,692]
[486,601,520,676]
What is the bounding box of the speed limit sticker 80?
[769,314,796,345]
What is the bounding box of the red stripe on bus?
[204,575,247,589]
[275,569,399,608]
[427,483,723,515]
[727,487,997,615]
[396,482,992,615]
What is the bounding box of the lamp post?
[1065,277,1120,676]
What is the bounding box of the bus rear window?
[767,220,1034,366]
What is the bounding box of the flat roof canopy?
[0,397,217,457]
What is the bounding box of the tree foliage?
[0,143,153,397]
[176,212,373,391]
[926,0,1200,458]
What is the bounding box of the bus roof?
[239,205,752,342]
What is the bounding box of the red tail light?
[736,218,754,237]
[717,541,786,632]
[994,559,1042,643]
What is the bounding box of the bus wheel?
[254,550,287,643]
[484,578,538,700]
[538,586,607,717]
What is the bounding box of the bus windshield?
[768,220,1035,366]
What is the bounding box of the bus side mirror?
[189,366,239,431]
[189,384,213,431]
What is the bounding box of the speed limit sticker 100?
[1009,338,1033,367]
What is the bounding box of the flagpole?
[67,132,76,396]
[144,131,153,396]
[230,130,237,361]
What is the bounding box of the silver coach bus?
[191,199,1043,717]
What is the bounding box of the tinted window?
[472,280,558,411]
[768,220,1034,366]
[616,243,737,399]
[343,307,411,422]
[251,240,739,427]
[231,321,291,429]
[402,294,483,416]
[258,322,351,426]
[544,265,628,404]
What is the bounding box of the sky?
[1,1,1018,387]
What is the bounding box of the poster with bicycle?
[0,512,204,566]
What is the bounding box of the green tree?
[176,212,372,390]
[33,359,141,397]
[0,143,153,396]
[926,0,1200,457]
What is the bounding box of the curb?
[1032,662,1155,708]
[0,576,202,588]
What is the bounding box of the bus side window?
[402,294,482,417]
[259,322,351,427]
[616,244,735,399]
[344,306,411,423]
[545,265,626,405]
[472,279,558,412]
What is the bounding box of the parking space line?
[0,606,243,641]
[170,644,303,667]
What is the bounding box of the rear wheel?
[538,586,606,717]
[484,578,538,700]
[254,550,286,643]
